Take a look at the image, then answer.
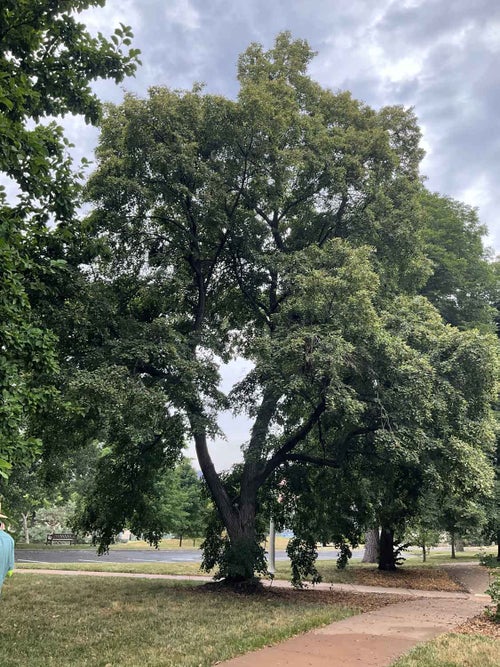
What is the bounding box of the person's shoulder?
[0,531,14,544]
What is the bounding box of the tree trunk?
[192,389,279,582]
[179,534,183,547]
[450,532,456,559]
[362,528,380,563]
[195,436,261,580]
[456,538,465,552]
[422,539,426,563]
[378,526,396,570]
[21,513,30,544]
[219,501,261,582]
[496,530,500,562]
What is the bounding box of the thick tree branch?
[318,193,348,246]
[270,210,286,252]
[246,388,280,458]
[185,253,205,335]
[204,151,251,289]
[258,397,327,484]
[240,388,280,507]
[192,427,238,534]
[255,207,286,252]
[277,184,320,223]
[232,253,272,325]
[342,425,379,445]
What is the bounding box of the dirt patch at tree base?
[325,566,466,591]
[199,582,410,613]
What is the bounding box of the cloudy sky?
[75,0,499,469]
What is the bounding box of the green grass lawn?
[17,561,206,576]
[0,574,366,667]
[16,559,462,591]
[403,547,496,565]
[392,634,500,667]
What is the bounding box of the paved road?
[16,547,365,565]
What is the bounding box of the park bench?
[46,533,77,545]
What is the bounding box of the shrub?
[485,573,500,622]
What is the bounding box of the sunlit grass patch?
[392,633,500,667]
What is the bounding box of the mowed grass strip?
[392,633,500,667]
[0,575,377,667]
[16,560,463,591]
[17,560,207,576]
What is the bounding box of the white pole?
[268,517,276,574]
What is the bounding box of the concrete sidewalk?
[220,564,491,667]
[221,595,487,667]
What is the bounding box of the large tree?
[272,295,497,571]
[359,191,499,568]
[75,34,497,581]
[0,0,140,472]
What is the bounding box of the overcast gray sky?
[74,0,499,470]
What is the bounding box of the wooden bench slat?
[46,533,77,545]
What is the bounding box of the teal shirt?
[0,530,15,588]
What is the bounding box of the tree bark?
[450,532,456,559]
[456,538,465,552]
[362,528,380,563]
[378,526,396,570]
[497,530,500,562]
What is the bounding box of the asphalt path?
[16,547,365,565]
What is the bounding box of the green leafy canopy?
[0,1,140,471]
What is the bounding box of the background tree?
[0,438,102,542]
[489,262,500,560]
[362,529,380,564]
[419,191,496,331]
[359,192,499,568]
[278,294,497,572]
[404,495,441,562]
[175,461,208,546]
[0,0,140,471]
[438,495,488,559]
[0,461,52,542]
[32,502,76,541]
[77,453,207,550]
